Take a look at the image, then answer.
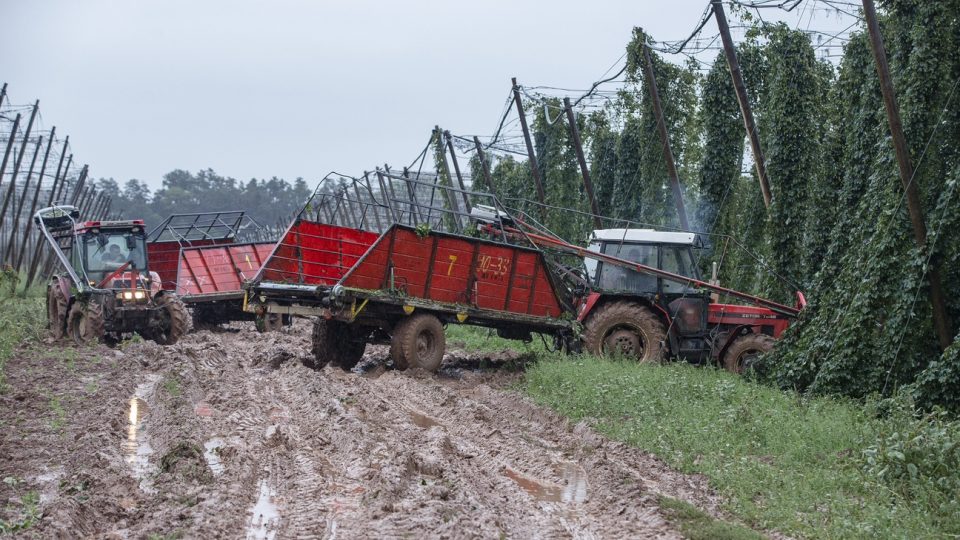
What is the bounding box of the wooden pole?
[0,101,39,230]
[862,0,953,350]
[712,0,772,209]
[69,165,88,206]
[472,136,496,200]
[16,128,57,272]
[53,154,72,204]
[433,126,463,232]
[512,78,548,220]
[0,114,20,194]
[5,135,43,263]
[639,40,690,230]
[24,142,68,290]
[443,130,472,214]
[563,97,603,229]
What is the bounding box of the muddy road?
[0,322,730,538]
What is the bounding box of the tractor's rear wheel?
[68,301,105,346]
[150,294,189,345]
[46,282,68,340]
[582,301,666,362]
[391,313,445,372]
[722,333,775,374]
[310,318,366,371]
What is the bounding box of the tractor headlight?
[123,291,134,300]
[134,290,145,300]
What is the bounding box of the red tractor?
[36,205,189,345]
[501,221,804,373]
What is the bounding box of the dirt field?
[0,321,732,539]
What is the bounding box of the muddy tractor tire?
[310,318,366,371]
[582,301,666,362]
[722,332,775,374]
[390,313,445,372]
[68,301,105,345]
[255,312,284,333]
[150,293,189,345]
[46,282,69,340]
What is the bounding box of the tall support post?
[712,1,772,209]
[0,101,39,231]
[52,154,72,204]
[0,114,20,193]
[512,78,547,220]
[862,0,953,350]
[400,167,424,225]
[5,135,43,263]
[361,172,385,231]
[433,126,463,232]
[16,128,56,272]
[69,165,88,206]
[0,83,7,108]
[472,136,497,199]
[639,40,690,230]
[562,98,604,229]
[101,197,113,220]
[24,141,68,290]
[443,130,472,214]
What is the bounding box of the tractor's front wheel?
[68,301,105,345]
[722,333,775,374]
[46,282,68,340]
[309,318,366,371]
[150,294,189,345]
[582,301,666,362]
[390,313,445,372]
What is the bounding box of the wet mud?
[0,321,739,538]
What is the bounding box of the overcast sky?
[2,1,847,190]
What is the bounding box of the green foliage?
[524,356,960,538]
[0,289,45,393]
[658,497,764,540]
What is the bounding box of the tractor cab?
[583,228,713,361]
[71,220,157,297]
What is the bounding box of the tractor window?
[584,242,600,281]
[83,233,147,281]
[597,242,657,293]
[661,245,698,294]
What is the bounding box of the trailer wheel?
[392,313,445,372]
[46,282,68,340]
[582,301,666,362]
[150,294,189,345]
[255,313,283,333]
[68,301,105,345]
[310,319,366,371]
[722,333,775,374]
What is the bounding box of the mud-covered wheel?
[582,301,666,362]
[255,312,283,333]
[310,318,366,371]
[46,282,69,340]
[392,313,445,372]
[722,333,775,374]
[68,301,105,345]
[150,293,189,345]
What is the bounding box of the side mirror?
[98,233,108,247]
[126,235,137,250]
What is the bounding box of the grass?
[0,284,46,392]
[523,356,960,539]
[0,490,40,534]
[658,496,764,540]
[444,324,547,354]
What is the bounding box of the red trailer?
[147,212,282,329]
[245,177,572,371]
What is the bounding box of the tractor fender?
[716,324,761,361]
[579,293,669,326]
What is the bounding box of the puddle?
[121,377,160,493]
[409,411,441,429]
[247,479,281,540]
[504,462,588,503]
[203,438,225,475]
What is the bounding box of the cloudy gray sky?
[2,1,848,190]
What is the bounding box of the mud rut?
[0,321,733,539]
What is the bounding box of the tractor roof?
[590,228,696,245]
[75,219,145,232]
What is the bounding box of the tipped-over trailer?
[146,212,283,329]
[245,177,803,373]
